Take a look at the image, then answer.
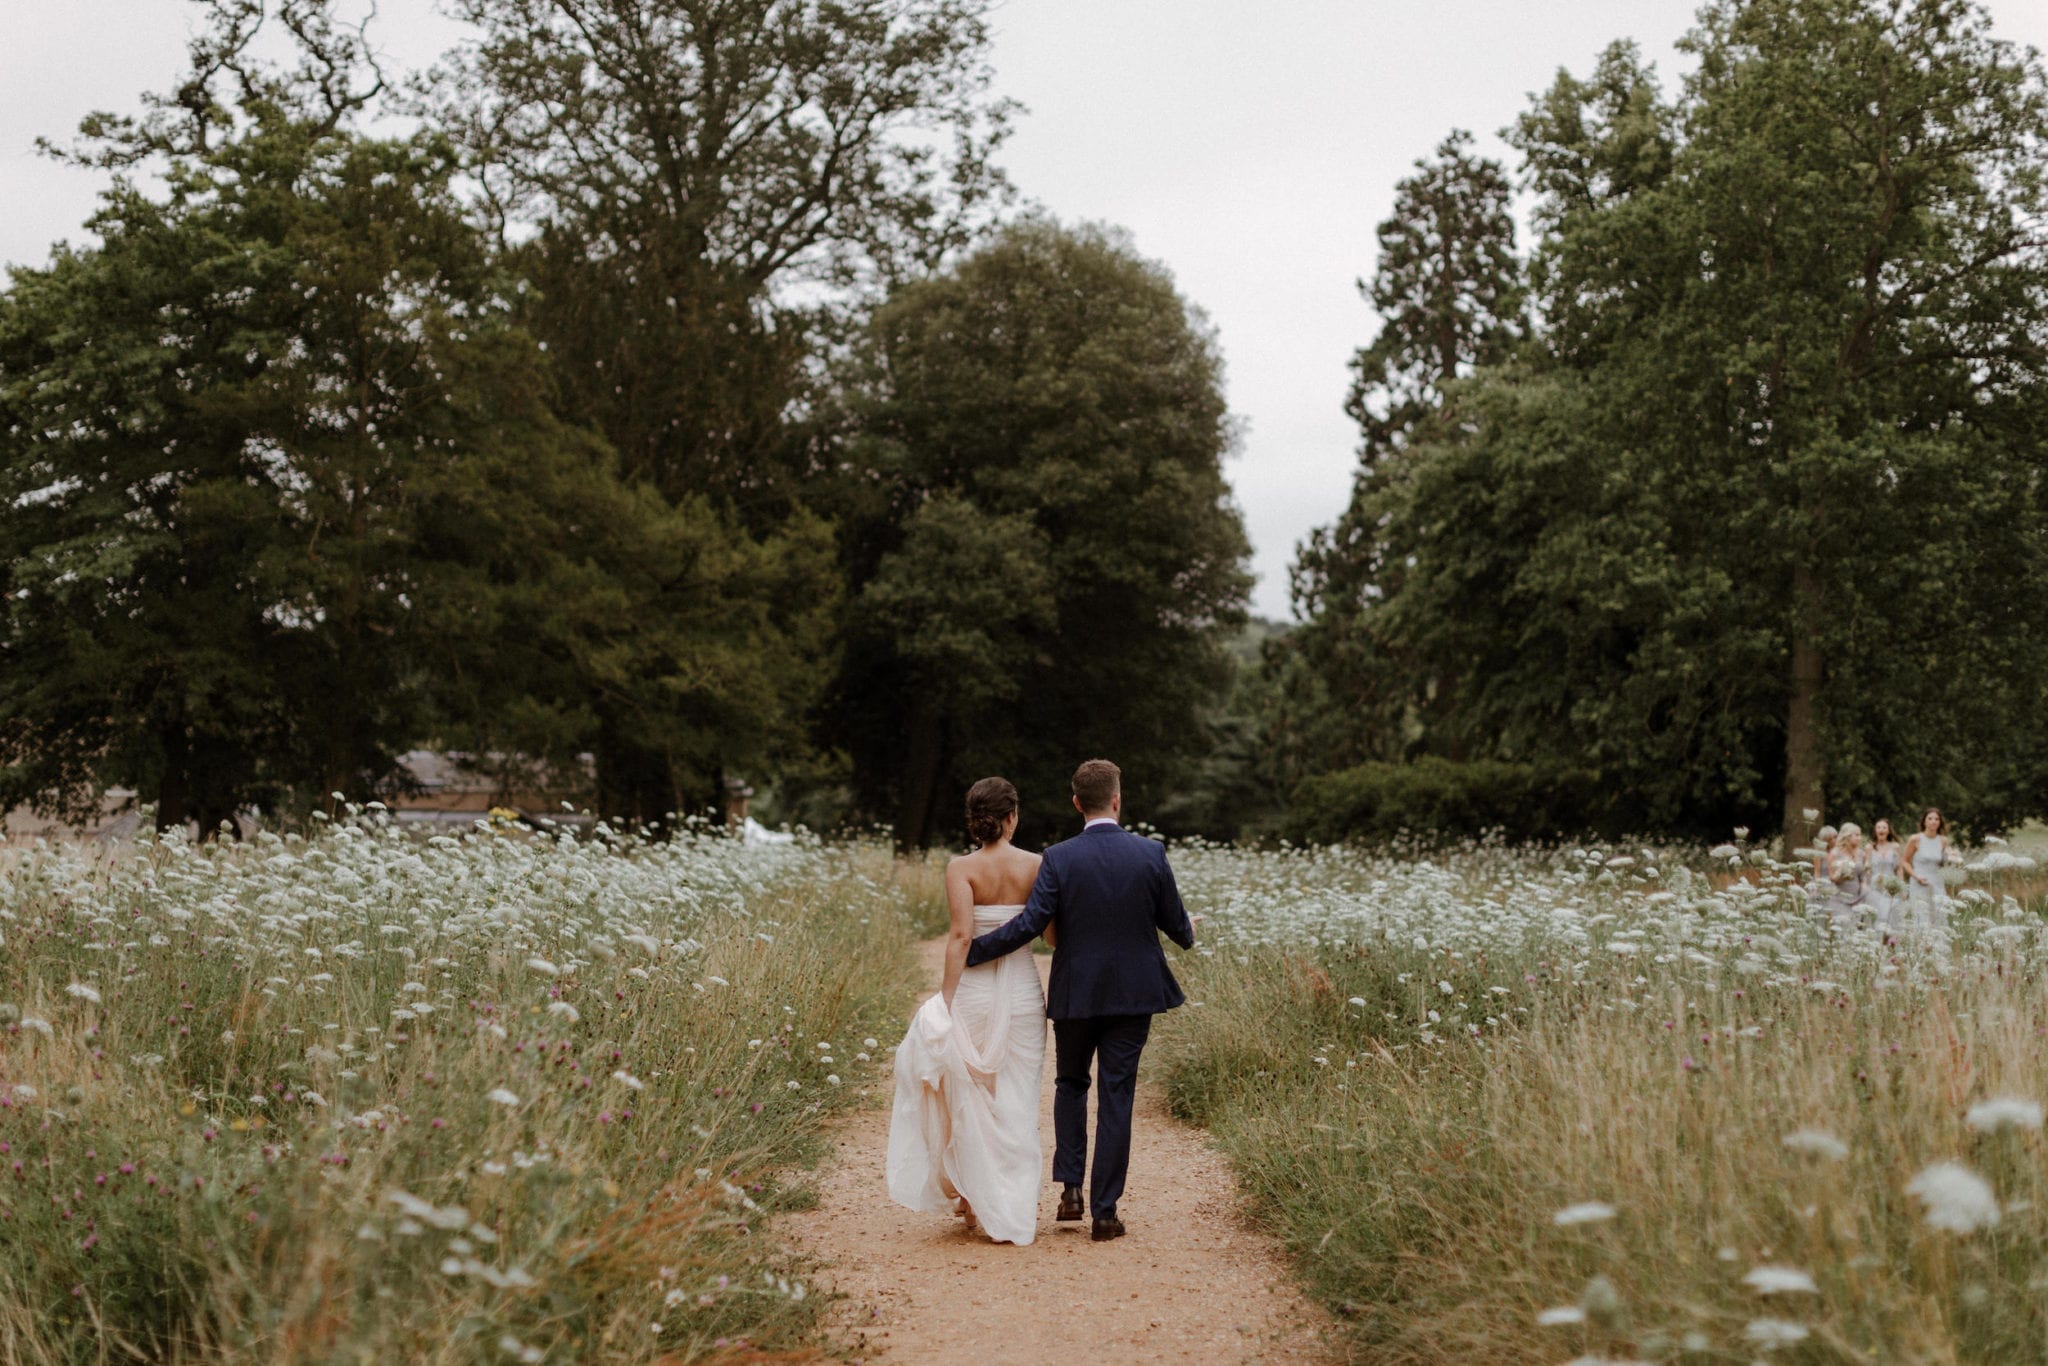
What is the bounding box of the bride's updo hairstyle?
[965,777,1019,846]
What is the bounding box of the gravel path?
[779,939,1335,1363]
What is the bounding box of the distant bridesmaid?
[1901,808,1953,930]
[1822,823,1867,928]
[1862,818,1903,927]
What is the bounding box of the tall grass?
[1158,837,2048,1362]
[0,814,923,1363]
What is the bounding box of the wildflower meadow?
[0,813,923,1361]
[6,816,2046,1362]
[1156,835,2048,1362]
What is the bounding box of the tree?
[430,0,1014,507]
[835,221,1252,846]
[1287,130,1525,770]
[1511,3,2048,838]
[1289,2,2048,839]
[0,122,504,827]
[1343,129,1525,464]
[1,7,838,832]
[427,0,1015,819]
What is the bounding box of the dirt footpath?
[779,939,1334,1364]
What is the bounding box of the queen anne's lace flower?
[1743,1266,1817,1295]
[1553,1201,1617,1227]
[1907,1162,2000,1233]
[1781,1129,1849,1160]
[1965,1097,2043,1133]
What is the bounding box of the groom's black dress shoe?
[1057,1184,1085,1222]
[1090,1215,1126,1242]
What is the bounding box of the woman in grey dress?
[1805,825,1839,905]
[1823,823,1868,928]
[1901,808,1952,931]
[1862,818,1903,928]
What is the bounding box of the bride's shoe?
[953,1197,977,1230]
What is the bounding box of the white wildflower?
[1553,1201,1617,1227]
[1537,1306,1586,1325]
[485,1087,521,1107]
[64,983,100,1005]
[1743,1266,1818,1295]
[1744,1318,1810,1348]
[1965,1097,2043,1133]
[1907,1162,2001,1233]
[611,1071,644,1091]
[1781,1129,1849,1160]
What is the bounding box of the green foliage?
[1290,0,2048,838]
[0,8,845,831]
[431,0,1015,514]
[1286,758,1610,845]
[832,220,1252,846]
[0,116,574,827]
[1286,131,1526,776]
[1342,129,1524,462]
[425,0,1018,820]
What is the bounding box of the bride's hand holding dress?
[886,793,1048,1245]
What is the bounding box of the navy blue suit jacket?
[965,822,1194,1021]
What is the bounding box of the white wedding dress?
[886,904,1046,1244]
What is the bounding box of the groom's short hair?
[1072,759,1120,814]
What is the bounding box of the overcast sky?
[6,1,2046,618]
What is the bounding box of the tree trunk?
[196,802,239,842]
[596,713,680,829]
[155,726,192,836]
[1781,563,1826,850]
[896,704,947,853]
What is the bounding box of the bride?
[886,777,1048,1244]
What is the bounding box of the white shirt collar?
[1084,816,1120,830]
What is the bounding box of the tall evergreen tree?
[1288,131,1525,770]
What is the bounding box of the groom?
[965,758,1196,1242]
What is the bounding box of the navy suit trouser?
[1051,1013,1152,1219]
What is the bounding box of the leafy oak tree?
[1294,1,2048,839]
[834,221,1252,847]
[428,0,1015,817]
[0,5,834,831]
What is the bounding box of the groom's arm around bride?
[963,759,1195,1240]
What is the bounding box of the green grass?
[1156,840,2048,1363]
[0,821,925,1363]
